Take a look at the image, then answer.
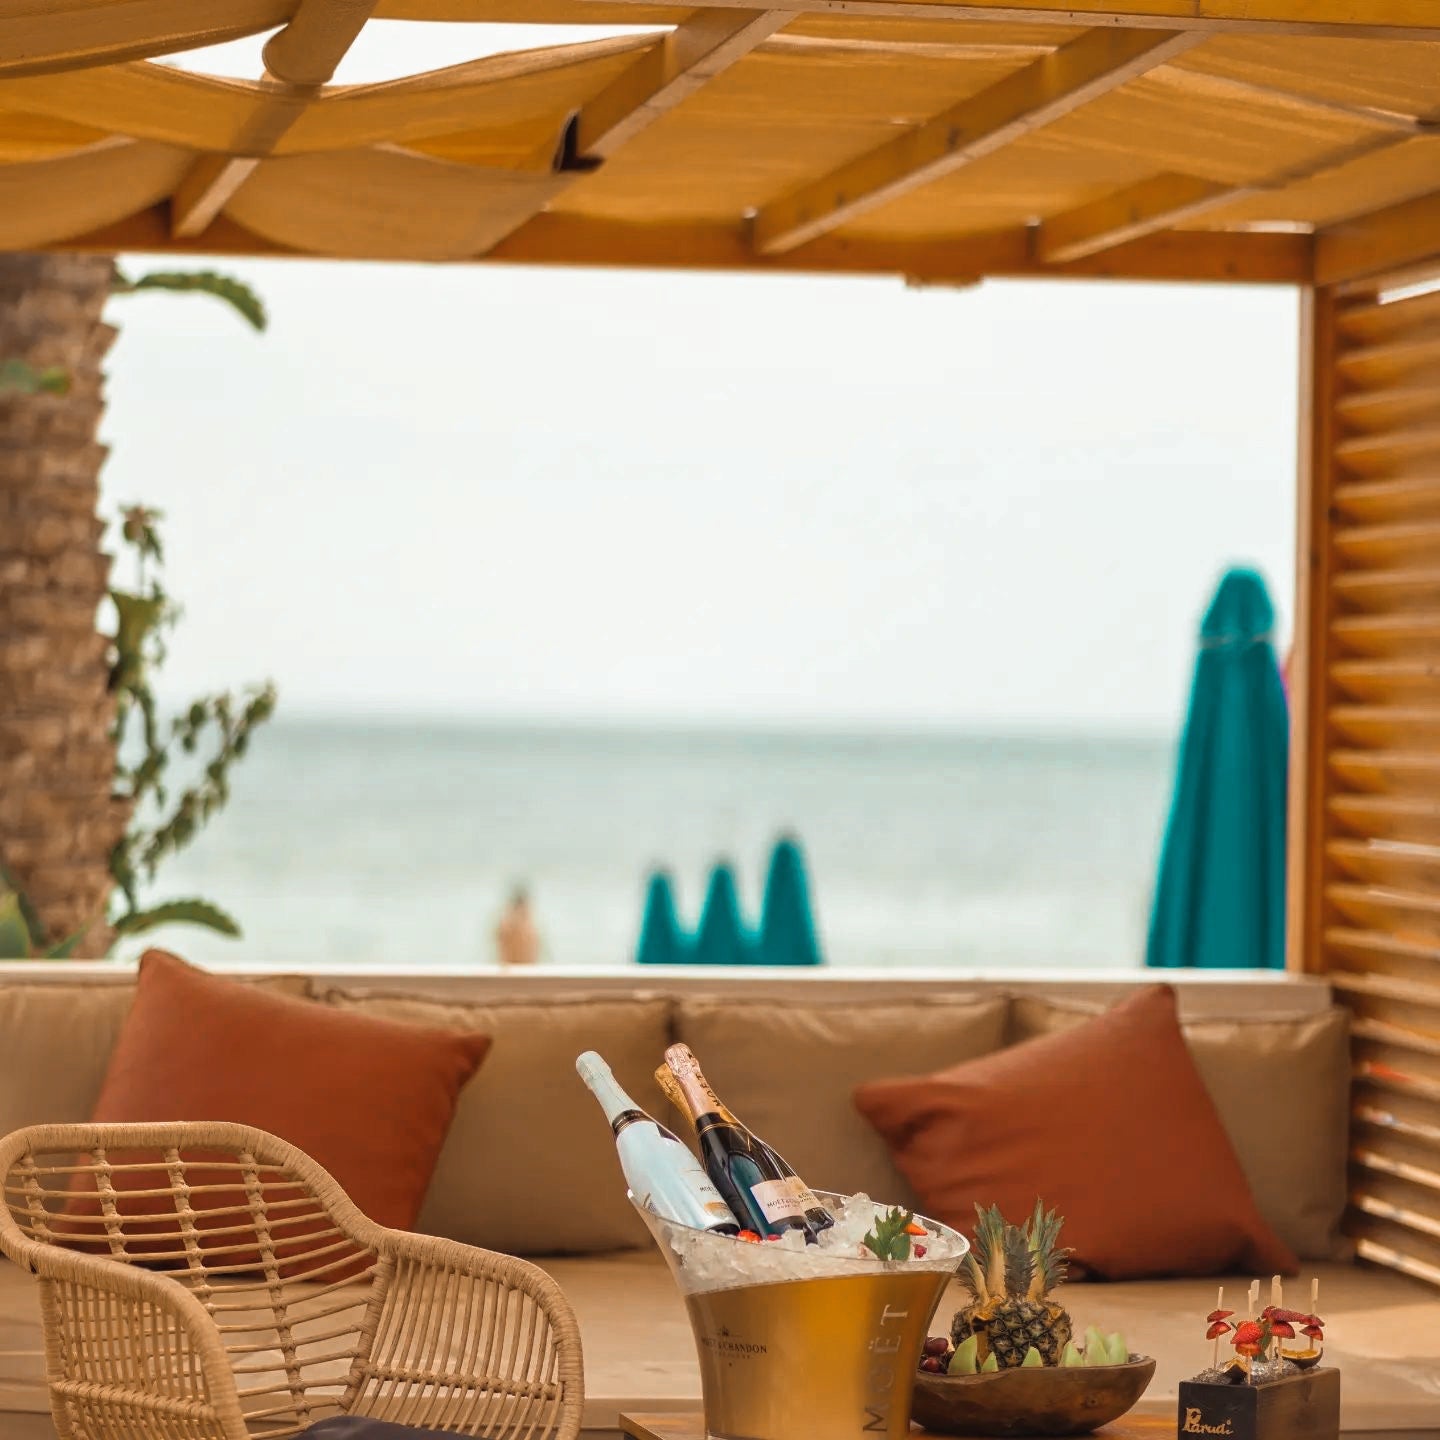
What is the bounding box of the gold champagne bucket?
[635,1192,967,1440]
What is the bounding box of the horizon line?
[162,705,1177,742]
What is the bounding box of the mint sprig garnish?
[863,1206,915,1261]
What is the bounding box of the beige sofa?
[0,964,1436,1439]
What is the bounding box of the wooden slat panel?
[1314,272,1440,1287]
[1344,994,1440,1050]
[1337,285,1440,344]
[1352,1186,1440,1253]
[1330,706,1440,746]
[1332,523,1440,570]
[1332,477,1440,521]
[1354,1126,1440,1181]
[1331,608,1440,653]
[1335,332,1440,386]
[1334,569,1440,613]
[1328,882,1440,936]
[1331,657,1440,700]
[1336,384,1440,435]
[1351,1217,1440,1286]
[1330,749,1440,793]
[1329,793,1440,842]
[1329,925,1440,966]
[1334,430,1440,477]
[1328,837,1440,888]
[1354,1080,1440,1146]
[1353,1015,1440,1059]
[1353,1186,1440,1251]
[1356,1054,1440,1103]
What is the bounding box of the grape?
[923,1337,951,1357]
[919,1357,946,1374]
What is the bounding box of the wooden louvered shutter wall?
[1293,277,1440,1288]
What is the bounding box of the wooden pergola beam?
[170,0,375,238]
[1036,173,1233,265]
[474,8,788,254]
[1315,187,1440,288]
[1035,128,1419,266]
[570,9,790,163]
[53,204,1315,284]
[750,27,1198,257]
[579,0,1440,41]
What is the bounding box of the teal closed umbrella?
[695,861,748,966]
[757,836,823,966]
[636,871,684,966]
[1146,567,1289,971]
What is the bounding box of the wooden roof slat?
[1035,171,1230,264]
[464,7,792,253]
[750,26,1197,255]
[1038,97,1415,262]
[570,9,789,162]
[0,0,295,81]
[1318,186,1440,288]
[170,0,379,236]
[571,0,1440,42]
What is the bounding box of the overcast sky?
[98,26,1301,735]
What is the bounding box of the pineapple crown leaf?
[862,1206,914,1262]
[1024,1200,1071,1300]
[1003,1222,1034,1299]
[971,1203,1010,1302]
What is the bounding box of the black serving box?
[1177,1368,1339,1440]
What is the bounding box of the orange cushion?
[853,984,1298,1281]
[83,951,489,1247]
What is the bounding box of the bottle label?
[793,1183,822,1211]
[749,1176,809,1223]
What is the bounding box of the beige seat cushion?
[0,1254,1435,1436]
[673,996,1009,1212]
[323,990,671,1255]
[0,976,311,1144]
[1009,996,1350,1261]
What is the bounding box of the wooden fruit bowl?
[911,1357,1157,1437]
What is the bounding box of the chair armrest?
[344,1228,585,1440]
[12,1243,250,1440]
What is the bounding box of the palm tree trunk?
[0,253,127,957]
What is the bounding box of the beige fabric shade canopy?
[3,1,1440,285]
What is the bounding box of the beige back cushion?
[674,995,1010,1213]
[323,990,671,1256]
[1009,995,1351,1261]
[0,975,311,1141]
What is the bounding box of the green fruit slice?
[948,1336,979,1375]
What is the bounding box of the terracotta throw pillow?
[853,984,1297,1280]
[79,951,489,1259]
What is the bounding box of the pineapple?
[950,1201,1073,1369]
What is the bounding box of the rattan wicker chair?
[0,1122,585,1440]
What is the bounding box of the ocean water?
[123,721,1176,972]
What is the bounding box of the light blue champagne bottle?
[576,1051,740,1235]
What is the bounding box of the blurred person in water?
[495,885,541,966]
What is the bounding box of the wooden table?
[619,1411,1178,1440]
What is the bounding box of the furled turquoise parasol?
[1146,567,1289,971]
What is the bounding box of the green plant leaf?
[110,589,167,654]
[0,860,45,941]
[0,892,35,959]
[111,899,241,939]
[111,270,267,332]
[862,1206,914,1261]
[0,358,69,395]
[44,926,91,959]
